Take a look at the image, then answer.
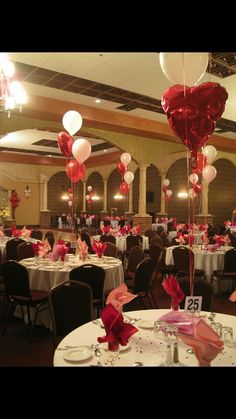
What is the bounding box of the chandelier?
[0,53,27,117]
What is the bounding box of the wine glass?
[107,342,120,366]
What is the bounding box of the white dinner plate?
[136,320,154,329]
[63,347,93,362]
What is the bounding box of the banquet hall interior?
[0,52,236,367]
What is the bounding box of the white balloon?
[166,189,172,197]
[188,188,196,200]
[72,139,91,164]
[163,179,170,187]
[159,52,209,86]
[203,145,217,164]
[189,173,199,185]
[62,110,83,136]
[120,152,131,166]
[202,165,217,183]
[87,186,93,192]
[124,171,134,185]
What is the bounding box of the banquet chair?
[144,228,155,243]
[0,251,6,299]
[17,242,34,260]
[129,258,157,309]
[172,246,205,279]
[31,230,43,240]
[69,264,105,317]
[178,276,213,311]
[211,248,236,301]
[229,233,236,248]
[1,261,50,342]
[103,242,118,258]
[6,238,25,261]
[80,231,93,253]
[100,234,116,244]
[4,228,12,237]
[124,245,145,288]
[49,280,93,346]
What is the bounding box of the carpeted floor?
[0,284,235,367]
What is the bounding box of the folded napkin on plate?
[157,310,199,336]
[163,274,185,310]
[97,303,138,350]
[179,319,224,366]
[106,283,138,312]
[92,240,107,258]
[38,238,51,258]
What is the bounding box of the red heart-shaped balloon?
[58,131,73,157]
[162,82,228,158]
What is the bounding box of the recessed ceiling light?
[104,149,107,153]
[95,99,101,104]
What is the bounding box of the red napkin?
[32,241,43,256]
[179,319,224,366]
[92,240,107,258]
[58,245,69,261]
[106,283,138,312]
[97,303,138,350]
[163,274,185,310]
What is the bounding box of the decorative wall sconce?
[24,185,31,198]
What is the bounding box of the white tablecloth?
[165,245,234,293]
[53,309,236,367]
[92,235,149,253]
[19,255,124,329]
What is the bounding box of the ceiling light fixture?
[0,53,27,118]
[95,99,101,103]
[177,191,188,199]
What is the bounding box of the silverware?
[57,344,98,351]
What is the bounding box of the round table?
[53,309,236,367]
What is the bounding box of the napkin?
[97,303,138,349]
[158,310,199,336]
[92,240,107,258]
[32,241,43,256]
[163,274,185,310]
[106,283,138,312]
[38,238,51,257]
[229,291,236,302]
[179,319,224,366]
[77,238,88,256]
[206,243,220,252]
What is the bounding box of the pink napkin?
[229,291,236,302]
[163,274,185,310]
[97,303,138,350]
[32,241,43,256]
[58,245,69,261]
[206,243,220,252]
[38,238,51,257]
[106,283,138,312]
[77,238,88,256]
[179,319,224,366]
[92,240,107,258]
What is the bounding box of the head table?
[53,309,236,367]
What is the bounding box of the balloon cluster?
[189,145,217,199]
[9,190,20,208]
[162,179,172,202]
[58,110,91,184]
[86,186,94,208]
[67,188,73,207]
[117,153,134,195]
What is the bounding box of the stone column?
[125,182,133,215]
[195,178,215,225]
[39,174,51,228]
[82,181,86,212]
[157,172,168,218]
[133,165,152,233]
[100,179,108,214]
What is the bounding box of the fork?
[57,344,98,351]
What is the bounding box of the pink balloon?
[202,165,217,183]
[72,139,91,164]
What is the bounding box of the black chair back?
[178,277,213,311]
[17,242,34,260]
[133,258,155,294]
[31,230,43,240]
[49,280,93,345]
[100,235,116,244]
[6,238,25,261]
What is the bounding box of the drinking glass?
[107,341,120,366]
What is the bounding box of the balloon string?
[182,52,194,296]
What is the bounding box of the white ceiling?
[1,52,236,157]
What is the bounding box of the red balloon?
[117,162,127,176]
[119,181,130,195]
[162,82,228,159]
[66,159,85,183]
[193,183,201,194]
[162,185,167,193]
[192,153,207,175]
[58,131,73,157]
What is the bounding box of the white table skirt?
[53,309,236,367]
[92,235,149,253]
